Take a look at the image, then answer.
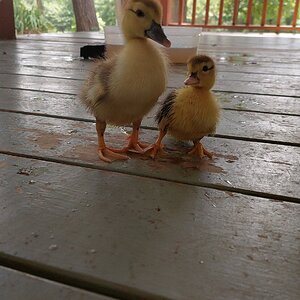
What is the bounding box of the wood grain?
[0,266,114,300]
[0,112,299,200]
[0,154,299,300]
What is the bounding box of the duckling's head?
[184,55,216,90]
[122,0,171,47]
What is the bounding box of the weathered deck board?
[1,61,300,88]
[16,32,300,50]
[1,53,300,77]
[0,71,299,98]
[145,108,300,146]
[0,31,300,300]
[2,41,300,65]
[0,88,298,146]
[0,112,299,200]
[0,266,114,300]
[2,45,300,65]
[0,88,299,119]
[1,88,299,118]
[0,154,299,300]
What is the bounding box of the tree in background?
[72,0,99,31]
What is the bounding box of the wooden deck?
[0,32,299,300]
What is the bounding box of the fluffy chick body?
[149,54,220,158]
[80,0,170,162]
[162,87,219,141]
[82,38,168,126]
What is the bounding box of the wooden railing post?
[219,0,225,26]
[159,0,300,32]
[233,0,240,26]
[0,0,16,40]
[261,0,268,27]
[160,0,171,25]
[276,0,284,33]
[246,0,253,26]
[292,0,299,29]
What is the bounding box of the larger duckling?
[146,55,220,159]
[81,0,170,163]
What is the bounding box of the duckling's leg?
[96,119,129,163]
[188,140,213,159]
[126,120,149,152]
[144,128,167,159]
[113,120,148,154]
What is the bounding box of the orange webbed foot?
[109,135,149,154]
[144,143,167,159]
[98,147,129,163]
[188,143,213,159]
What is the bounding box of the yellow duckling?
[81,0,170,163]
[147,55,220,159]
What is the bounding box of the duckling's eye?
[202,66,209,72]
[136,9,145,17]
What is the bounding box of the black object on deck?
[80,44,106,60]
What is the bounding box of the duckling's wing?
[156,90,177,128]
[80,58,116,113]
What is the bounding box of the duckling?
[146,55,220,159]
[81,0,170,163]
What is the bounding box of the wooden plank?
[0,88,298,145]
[1,88,299,117]
[144,107,300,146]
[1,61,300,87]
[0,266,114,300]
[17,31,300,48]
[2,40,300,60]
[0,154,299,300]
[0,71,299,98]
[1,49,300,70]
[1,55,300,77]
[0,113,299,200]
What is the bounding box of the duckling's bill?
[145,21,171,48]
[184,74,200,86]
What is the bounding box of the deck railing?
[160,0,300,32]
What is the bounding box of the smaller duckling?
[146,55,220,159]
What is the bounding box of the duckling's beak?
[184,75,200,86]
[145,21,171,48]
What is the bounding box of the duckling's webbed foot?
[98,148,129,163]
[144,143,166,159]
[96,119,129,163]
[188,141,213,159]
[144,128,167,159]
[113,120,148,154]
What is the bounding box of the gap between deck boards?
[0,109,299,148]
[0,252,170,300]
[1,150,299,205]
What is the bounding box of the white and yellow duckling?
[81,0,170,163]
[146,55,220,159]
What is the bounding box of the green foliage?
[95,0,116,30]
[14,0,116,34]
[14,0,50,34]
[14,0,299,34]
[43,0,75,32]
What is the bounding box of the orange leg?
[96,120,129,163]
[188,140,213,159]
[144,128,167,159]
[113,120,148,154]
